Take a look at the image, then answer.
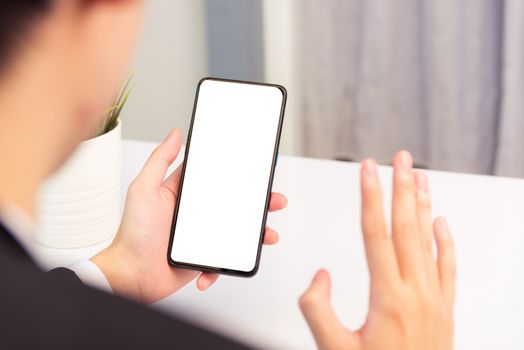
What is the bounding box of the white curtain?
[299,0,524,176]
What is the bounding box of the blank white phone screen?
[170,79,284,273]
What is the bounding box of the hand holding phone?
[92,126,287,303]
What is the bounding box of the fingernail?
[165,128,178,141]
[363,159,377,178]
[438,217,449,232]
[200,276,211,290]
[399,151,413,172]
[414,171,429,192]
[313,269,328,282]
[272,232,280,244]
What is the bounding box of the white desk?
[32,140,524,350]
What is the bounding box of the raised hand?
[299,151,456,350]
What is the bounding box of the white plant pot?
[36,121,122,248]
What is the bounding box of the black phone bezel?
[167,77,287,277]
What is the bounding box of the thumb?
[299,269,359,350]
[138,128,182,187]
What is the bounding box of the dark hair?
[0,1,51,69]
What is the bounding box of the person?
[0,1,456,349]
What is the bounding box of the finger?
[170,268,199,289]
[361,159,399,285]
[196,273,220,291]
[162,164,183,192]
[392,151,425,280]
[299,270,358,350]
[263,227,279,245]
[414,171,439,285]
[434,217,456,309]
[138,128,182,187]
[269,192,288,212]
[414,171,433,253]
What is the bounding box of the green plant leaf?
[94,74,133,137]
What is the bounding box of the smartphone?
[167,78,287,277]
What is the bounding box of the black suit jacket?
[0,222,249,349]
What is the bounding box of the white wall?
[122,0,208,142]
[122,0,304,156]
[262,0,304,156]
